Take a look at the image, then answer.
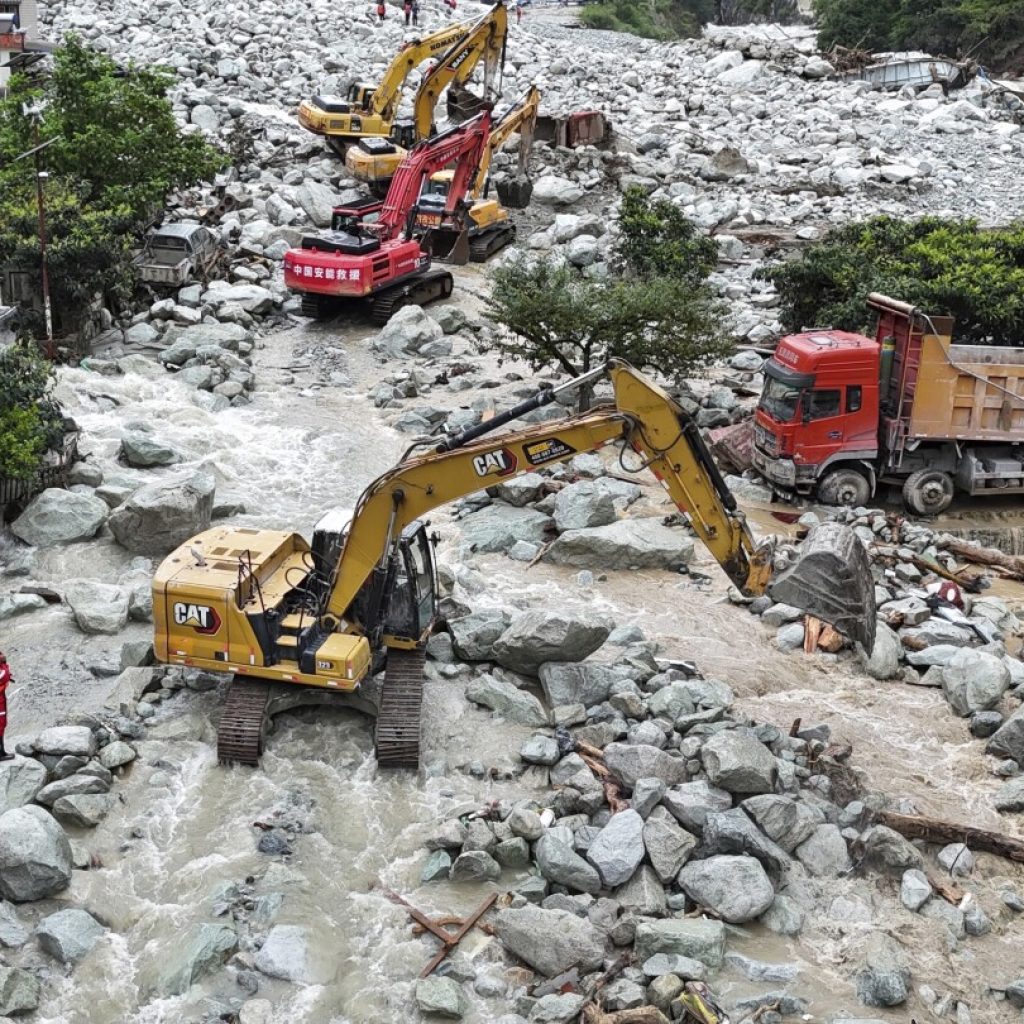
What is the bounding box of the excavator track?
[217,677,271,766]
[301,293,329,319]
[375,648,425,769]
[468,225,516,263]
[370,269,454,325]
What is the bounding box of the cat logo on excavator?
[473,447,517,478]
[173,602,222,635]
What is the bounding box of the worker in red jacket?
[0,652,12,761]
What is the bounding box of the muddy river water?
[4,318,1024,1022]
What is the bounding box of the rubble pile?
[416,620,1022,1023]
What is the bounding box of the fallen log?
[938,537,1024,582]
[877,811,1024,865]
[582,1008,671,1024]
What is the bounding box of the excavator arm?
[411,2,508,140]
[377,109,492,238]
[323,362,876,650]
[468,84,540,197]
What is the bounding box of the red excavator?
[284,109,492,323]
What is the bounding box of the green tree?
[580,0,715,40]
[0,38,224,339]
[757,216,1024,344]
[0,344,63,480]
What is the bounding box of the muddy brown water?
[3,313,1024,1022]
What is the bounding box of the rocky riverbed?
[1,0,1024,1021]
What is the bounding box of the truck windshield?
[759,377,801,422]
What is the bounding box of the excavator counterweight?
[153,361,877,769]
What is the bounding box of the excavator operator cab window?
[384,522,438,641]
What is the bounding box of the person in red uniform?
[0,652,12,761]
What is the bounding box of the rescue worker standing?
[377,1,387,22]
[0,652,13,761]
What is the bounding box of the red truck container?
[752,293,1024,515]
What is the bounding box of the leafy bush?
[0,345,64,480]
[580,0,714,40]
[757,216,1024,344]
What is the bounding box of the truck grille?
[754,424,777,453]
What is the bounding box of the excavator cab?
[382,522,439,645]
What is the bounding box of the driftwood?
[582,1008,671,1024]
[803,615,844,654]
[577,741,630,813]
[939,537,1024,582]
[877,811,1024,865]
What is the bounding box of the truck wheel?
[903,469,954,516]
[817,469,871,507]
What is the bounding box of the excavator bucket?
[768,522,877,653]
[496,176,533,210]
[426,227,471,265]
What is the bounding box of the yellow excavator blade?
[770,521,877,652]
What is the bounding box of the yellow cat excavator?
[153,362,876,769]
[346,1,508,194]
[296,19,472,159]
[415,84,540,262]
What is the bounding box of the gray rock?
[547,519,694,571]
[529,993,586,1023]
[520,735,560,766]
[535,834,601,894]
[553,481,616,532]
[643,809,697,882]
[0,965,39,1015]
[921,898,966,939]
[120,429,179,468]
[702,808,792,875]
[254,925,332,985]
[36,908,107,963]
[449,610,512,661]
[942,649,1010,716]
[986,705,1024,763]
[634,918,726,968]
[0,757,47,815]
[0,806,73,901]
[900,869,932,911]
[937,843,974,877]
[586,810,645,886]
[159,922,238,995]
[492,473,546,507]
[677,855,775,923]
[532,176,585,207]
[416,976,468,1019]
[741,795,819,852]
[459,504,552,554]
[631,778,666,818]
[0,593,46,620]
[508,807,545,841]
[11,488,108,547]
[52,793,115,828]
[723,952,800,983]
[64,580,130,635]
[538,662,618,708]
[108,470,215,556]
[860,622,902,680]
[493,612,610,676]
[700,731,777,795]
[0,902,29,948]
[36,773,109,806]
[795,824,852,877]
[859,826,922,874]
[604,743,687,790]
[855,933,910,1007]
[495,838,531,868]
[466,675,548,727]
[614,864,667,916]
[421,850,452,882]
[775,622,806,651]
[661,781,733,833]
[294,180,339,227]
[640,953,706,980]
[34,726,96,757]
[760,894,805,936]
[994,776,1024,812]
[494,906,605,977]
[99,741,137,769]
[449,850,501,882]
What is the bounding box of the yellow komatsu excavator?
[345,1,509,194]
[296,20,471,159]
[153,362,876,769]
[415,84,540,263]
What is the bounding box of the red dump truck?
[751,293,1024,515]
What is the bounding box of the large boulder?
[34,726,96,757]
[643,808,698,882]
[120,428,180,468]
[0,806,73,901]
[0,757,47,815]
[35,908,107,963]
[538,662,619,708]
[52,793,115,828]
[532,176,585,207]
[987,705,1024,763]
[459,504,552,554]
[10,489,108,547]
[0,965,39,1016]
[795,824,852,877]
[64,580,131,635]
[586,809,645,886]
[547,519,694,571]
[553,481,616,532]
[677,855,775,923]
[202,284,274,315]
[740,796,819,853]
[415,976,468,1019]
[465,675,549,727]
[108,470,215,556]
[700,731,777,795]
[158,923,238,995]
[634,918,726,968]
[493,906,605,977]
[449,610,512,661]
[534,833,601,893]
[860,622,901,681]
[661,781,733,833]
[255,925,335,984]
[941,649,1010,716]
[492,611,610,676]
[603,743,687,790]
[376,304,444,356]
[294,180,339,227]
